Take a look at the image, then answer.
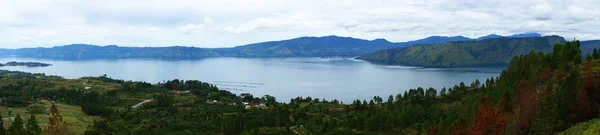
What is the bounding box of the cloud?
[203,17,214,25]
[179,24,203,35]
[147,27,158,32]
[0,0,599,48]
[531,3,553,20]
[39,31,56,37]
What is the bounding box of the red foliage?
[583,62,594,88]
[472,97,506,135]
[445,118,470,135]
[575,89,593,121]
[514,79,537,133]
[576,63,595,121]
[427,126,439,135]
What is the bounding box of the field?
[1,100,96,134]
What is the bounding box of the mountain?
[477,33,542,40]
[508,32,543,38]
[476,34,503,40]
[219,35,404,57]
[11,44,222,59]
[581,40,600,55]
[1,33,544,59]
[397,36,472,46]
[359,36,566,67]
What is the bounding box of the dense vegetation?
[1,40,600,134]
[0,61,52,67]
[0,33,542,59]
[360,36,571,67]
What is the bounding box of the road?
[131,99,153,109]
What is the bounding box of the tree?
[43,104,69,135]
[263,95,276,104]
[593,48,599,58]
[26,115,41,135]
[0,113,5,135]
[586,53,593,62]
[440,87,447,96]
[8,114,25,135]
[472,97,505,135]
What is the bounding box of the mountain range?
[0,33,544,59]
[359,36,600,67]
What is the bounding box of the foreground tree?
[8,114,25,135]
[42,104,69,135]
[26,115,41,135]
[0,113,6,135]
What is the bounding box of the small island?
[0,61,52,67]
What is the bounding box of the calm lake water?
[0,57,504,103]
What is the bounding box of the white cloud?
[39,31,56,37]
[147,27,158,32]
[531,3,553,20]
[179,24,203,35]
[203,17,214,25]
[0,0,599,48]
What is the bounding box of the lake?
[0,57,504,103]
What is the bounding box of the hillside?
[11,44,222,59]
[359,36,567,67]
[1,40,600,135]
[221,36,403,57]
[582,40,600,55]
[1,33,543,59]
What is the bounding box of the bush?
[28,105,48,114]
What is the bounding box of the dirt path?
[131,99,153,109]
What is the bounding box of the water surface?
[0,57,504,103]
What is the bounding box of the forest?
[1,40,600,134]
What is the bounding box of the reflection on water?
[0,57,503,103]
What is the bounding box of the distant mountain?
[476,34,503,40]
[581,40,600,55]
[1,33,546,59]
[398,36,472,46]
[220,35,403,57]
[359,36,566,67]
[477,33,542,40]
[508,32,543,38]
[11,44,222,59]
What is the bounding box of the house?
[169,90,191,94]
[84,87,92,90]
[206,100,218,104]
[245,102,267,109]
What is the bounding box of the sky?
[0,0,599,48]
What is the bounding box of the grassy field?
[560,119,600,135]
[1,100,96,134]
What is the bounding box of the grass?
[560,118,600,135]
[0,100,96,134]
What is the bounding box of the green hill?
[359,36,566,67]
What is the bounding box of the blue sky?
[0,0,599,48]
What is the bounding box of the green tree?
[0,113,6,135]
[556,70,581,129]
[26,115,41,135]
[593,48,599,59]
[8,114,25,135]
[440,87,447,96]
